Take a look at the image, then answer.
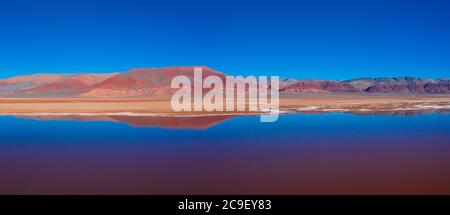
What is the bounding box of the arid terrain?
[0,95,449,115]
[1,66,449,123]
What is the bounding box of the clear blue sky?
[1,0,449,79]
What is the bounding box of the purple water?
[0,113,449,194]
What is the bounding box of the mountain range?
[0,66,449,97]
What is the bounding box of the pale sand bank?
[0,95,449,116]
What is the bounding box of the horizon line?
[0,66,448,81]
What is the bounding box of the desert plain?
[0,94,449,116]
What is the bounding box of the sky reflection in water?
[0,113,449,194]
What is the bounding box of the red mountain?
[0,67,449,97]
[281,77,450,94]
[20,73,116,95]
[344,77,450,94]
[0,74,67,94]
[280,80,359,93]
[81,66,225,97]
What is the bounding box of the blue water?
[0,113,449,194]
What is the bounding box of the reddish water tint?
[0,113,449,194]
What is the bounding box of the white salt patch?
[296,106,319,111]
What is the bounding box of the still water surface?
[0,113,449,194]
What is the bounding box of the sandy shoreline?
[0,95,449,116]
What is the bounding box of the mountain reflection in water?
[0,112,449,194]
[15,114,236,129]
[13,108,450,129]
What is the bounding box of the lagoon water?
[0,113,450,194]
